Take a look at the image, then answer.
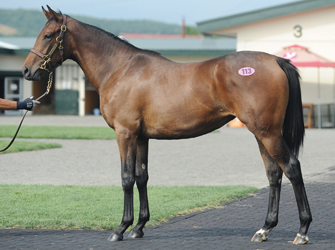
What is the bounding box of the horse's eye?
[44,34,52,40]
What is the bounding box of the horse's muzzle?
[22,65,42,81]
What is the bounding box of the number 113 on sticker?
[238,67,255,76]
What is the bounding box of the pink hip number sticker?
[238,67,255,76]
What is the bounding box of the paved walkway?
[0,115,334,249]
[0,115,108,127]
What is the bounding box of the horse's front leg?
[128,137,150,239]
[108,130,137,242]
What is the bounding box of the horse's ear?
[46,5,61,22]
[42,6,51,20]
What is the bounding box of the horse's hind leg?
[253,134,312,244]
[251,138,283,242]
[128,138,150,239]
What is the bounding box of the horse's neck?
[69,20,136,93]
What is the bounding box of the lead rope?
[0,72,53,152]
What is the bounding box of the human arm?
[0,98,17,110]
[0,97,40,111]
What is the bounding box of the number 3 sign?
[294,25,302,38]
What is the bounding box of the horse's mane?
[68,15,162,57]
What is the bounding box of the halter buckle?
[56,37,64,50]
[40,57,51,71]
[61,25,67,32]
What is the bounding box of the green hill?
[0,8,184,37]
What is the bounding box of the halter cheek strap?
[30,15,67,72]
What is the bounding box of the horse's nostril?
[23,66,30,77]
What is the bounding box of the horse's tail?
[275,56,305,157]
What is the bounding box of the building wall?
[0,54,32,115]
[235,7,335,56]
[0,54,86,116]
[217,6,335,104]
[0,54,26,70]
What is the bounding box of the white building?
[2,0,334,127]
[198,0,335,127]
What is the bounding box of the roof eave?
[158,49,235,57]
[0,48,14,54]
[0,48,30,56]
[197,0,335,34]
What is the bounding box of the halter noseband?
[31,15,67,72]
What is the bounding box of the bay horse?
[22,6,312,245]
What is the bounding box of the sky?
[1,0,301,26]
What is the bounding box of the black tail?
[275,56,305,157]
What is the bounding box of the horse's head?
[22,6,69,81]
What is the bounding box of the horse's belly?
[144,112,233,139]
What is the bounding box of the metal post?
[318,67,321,129]
[333,68,335,127]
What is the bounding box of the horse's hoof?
[251,228,269,242]
[128,229,144,238]
[107,233,123,242]
[293,233,309,245]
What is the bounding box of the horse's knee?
[122,174,135,191]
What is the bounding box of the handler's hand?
[17,96,41,111]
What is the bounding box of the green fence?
[55,89,79,115]
[312,103,335,128]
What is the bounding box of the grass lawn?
[0,125,116,140]
[0,126,251,231]
[0,140,62,154]
[0,125,218,140]
[0,184,258,230]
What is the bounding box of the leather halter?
[31,15,67,72]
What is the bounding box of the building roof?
[121,34,236,56]
[0,37,35,55]
[119,33,204,39]
[0,35,236,57]
[197,0,335,35]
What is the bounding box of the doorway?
[85,80,100,115]
[32,74,55,114]
[2,76,22,115]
